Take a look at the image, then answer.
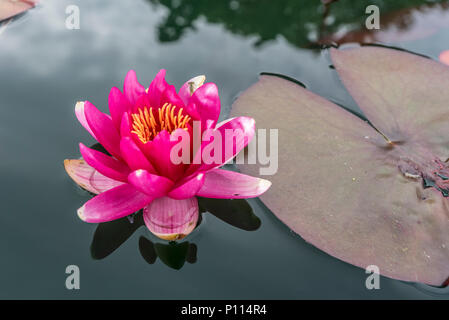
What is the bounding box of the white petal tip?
[135,169,144,177]
[77,206,86,221]
[188,75,206,95]
[75,101,85,110]
[259,179,272,192]
[192,75,206,84]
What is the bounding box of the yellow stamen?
[130,103,191,144]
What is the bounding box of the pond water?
[0,0,448,299]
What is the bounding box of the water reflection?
[84,143,261,269]
[324,2,449,45]
[139,237,197,270]
[90,197,261,270]
[147,0,448,49]
[90,212,145,260]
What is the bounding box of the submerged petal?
[78,184,153,223]
[197,169,271,199]
[64,159,124,194]
[143,196,199,240]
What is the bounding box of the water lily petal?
[193,116,255,174]
[75,101,97,140]
[123,70,146,105]
[108,87,131,130]
[78,184,153,223]
[0,0,37,21]
[128,169,174,197]
[216,116,255,158]
[143,196,198,240]
[120,112,132,138]
[120,137,156,173]
[160,84,186,109]
[131,92,151,114]
[84,101,122,160]
[147,69,169,108]
[64,159,124,194]
[79,143,130,182]
[168,173,205,200]
[187,83,220,129]
[179,75,206,106]
[143,130,186,181]
[197,169,271,199]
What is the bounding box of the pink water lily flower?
[64,70,271,240]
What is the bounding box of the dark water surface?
[0,0,448,299]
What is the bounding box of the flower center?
[131,103,191,143]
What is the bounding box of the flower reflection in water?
[90,197,261,270]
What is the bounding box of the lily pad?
[231,46,449,286]
[322,3,449,45]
